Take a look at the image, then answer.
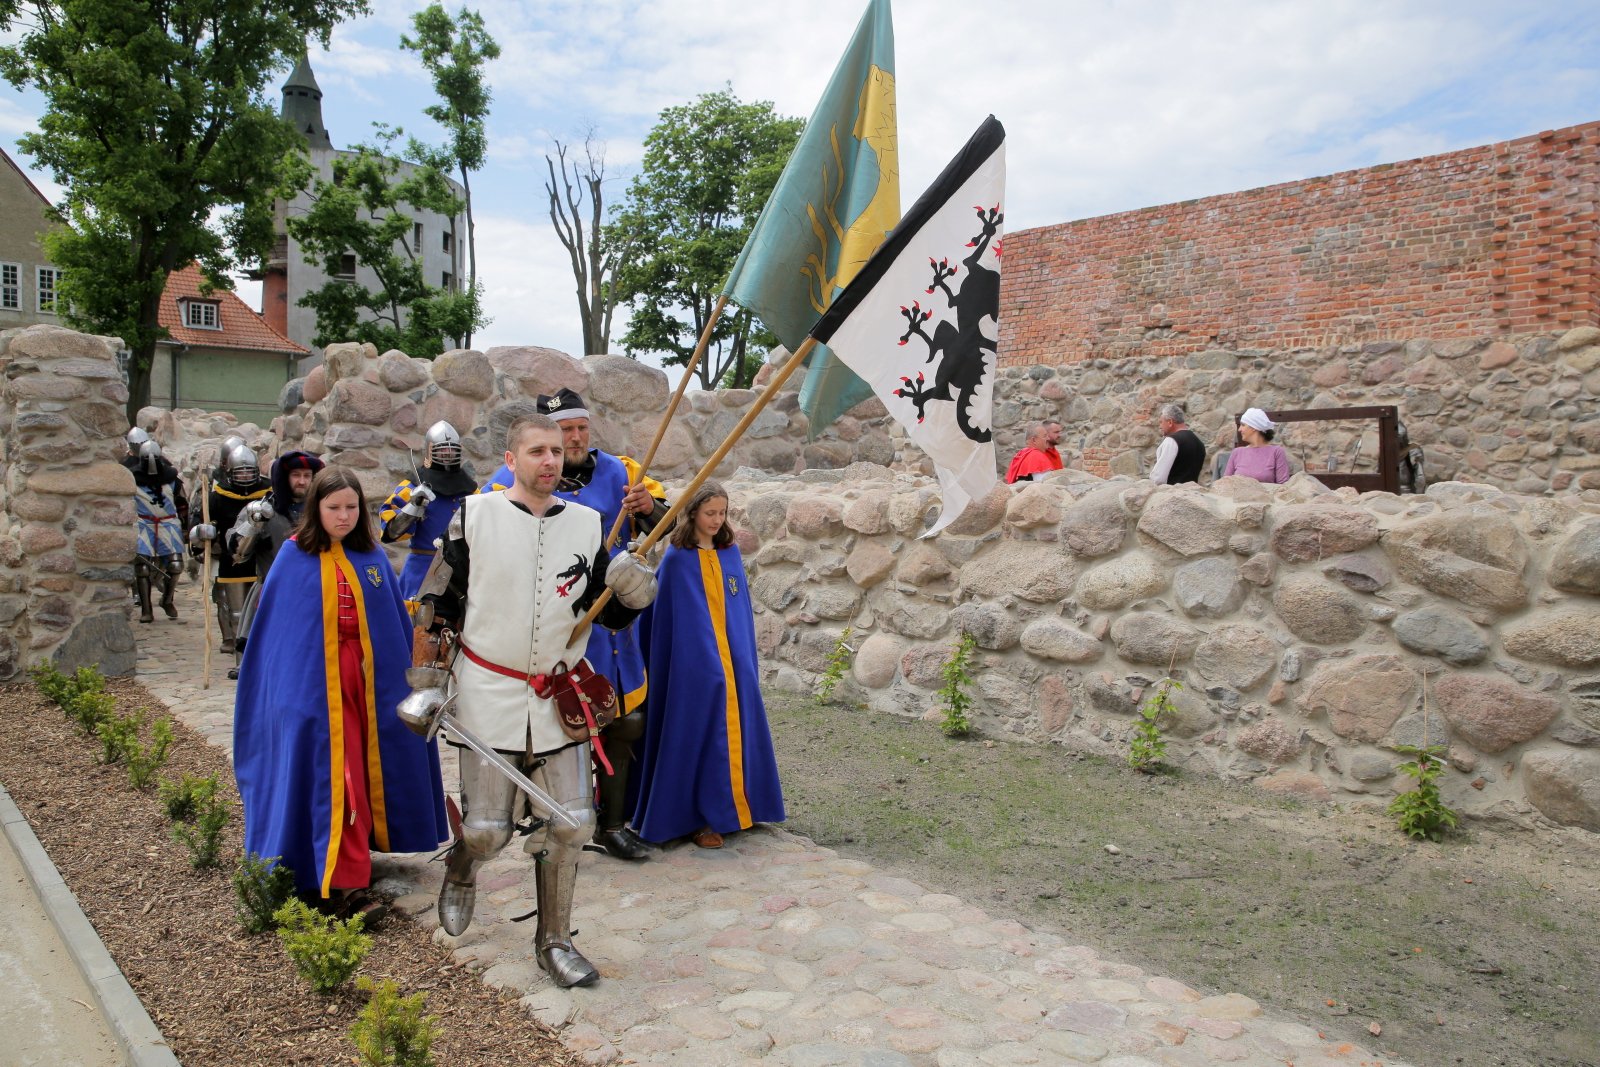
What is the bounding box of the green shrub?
[233,852,298,935]
[70,688,116,738]
[171,792,230,869]
[349,976,440,1067]
[275,897,372,995]
[124,715,174,789]
[33,663,115,736]
[1128,679,1178,773]
[29,661,72,705]
[937,633,979,738]
[815,626,854,705]
[158,774,218,822]
[95,707,143,765]
[1388,744,1459,841]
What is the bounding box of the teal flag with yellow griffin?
[722,0,898,435]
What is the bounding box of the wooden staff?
[570,335,819,645]
[200,475,213,689]
[604,293,728,551]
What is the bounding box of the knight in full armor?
[128,439,188,624]
[1396,421,1428,495]
[479,388,668,862]
[188,442,269,664]
[406,413,658,987]
[378,421,476,602]
[228,450,325,663]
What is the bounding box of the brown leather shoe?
[692,827,723,849]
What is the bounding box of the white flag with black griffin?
[808,116,1004,536]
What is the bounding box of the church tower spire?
[281,53,333,151]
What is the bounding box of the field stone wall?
[128,335,1600,832]
[248,342,906,505]
[728,465,1600,833]
[0,325,138,679]
[991,328,1600,499]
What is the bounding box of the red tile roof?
[159,263,306,356]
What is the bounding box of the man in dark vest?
[1151,404,1206,485]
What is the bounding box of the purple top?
[1223,444,1291,484]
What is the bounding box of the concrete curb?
[0,782,181,1067]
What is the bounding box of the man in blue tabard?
[479,388,666,861]
[377,421,476,602]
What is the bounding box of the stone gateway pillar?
[0,324,138,678]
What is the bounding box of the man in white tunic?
[411,414,656,987]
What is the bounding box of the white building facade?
[260,55,466,371]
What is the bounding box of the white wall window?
[36,266,60,314]
[0,263,18,310]
[413,222,423,254]
[442,271,453,291]
[336,253,357,279]
[184,300,220,329]
[442,230,454,255]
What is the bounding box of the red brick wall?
[1001,121,1600,367]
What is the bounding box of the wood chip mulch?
[0,678,581,1067]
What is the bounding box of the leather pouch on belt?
[535,659,619,742]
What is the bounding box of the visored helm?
[425,420,462,468]
[220,434,245,462]
[138,439,163,476]
[126,427,151,455]
[223,443,260,488]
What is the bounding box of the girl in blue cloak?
[631,482,785,849]
[233,467,448,918]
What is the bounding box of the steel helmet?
[424,421,463,468]
[223,443,260,488]
[137,438,163,476]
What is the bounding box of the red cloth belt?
[459,640,550,690]
[456,641,612,773]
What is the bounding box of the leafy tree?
[400,2,498,349]
[0,0,368,422]
[287,127,485,357]
[612,86,802,389]
[546,133,633,357]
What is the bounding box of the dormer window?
[184,299,221,330]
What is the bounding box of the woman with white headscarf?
[1222,408,1292,484]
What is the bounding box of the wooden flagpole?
[200,477,213,690]
[570,335,820,644]
[604,293,729,551]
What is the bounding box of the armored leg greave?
[213,582,249,653]
[437,749,518,937]
[133,556,155,623]
[523,742,598,987]
[159,556,181,618]
[592,712,650,861]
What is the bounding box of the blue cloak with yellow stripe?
[233,540,448,895]
[630,543,785,843]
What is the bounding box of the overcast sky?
[4,0,1598,361]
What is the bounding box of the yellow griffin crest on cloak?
[802,64,898,316]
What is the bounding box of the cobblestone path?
[136,580,1408,1066]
